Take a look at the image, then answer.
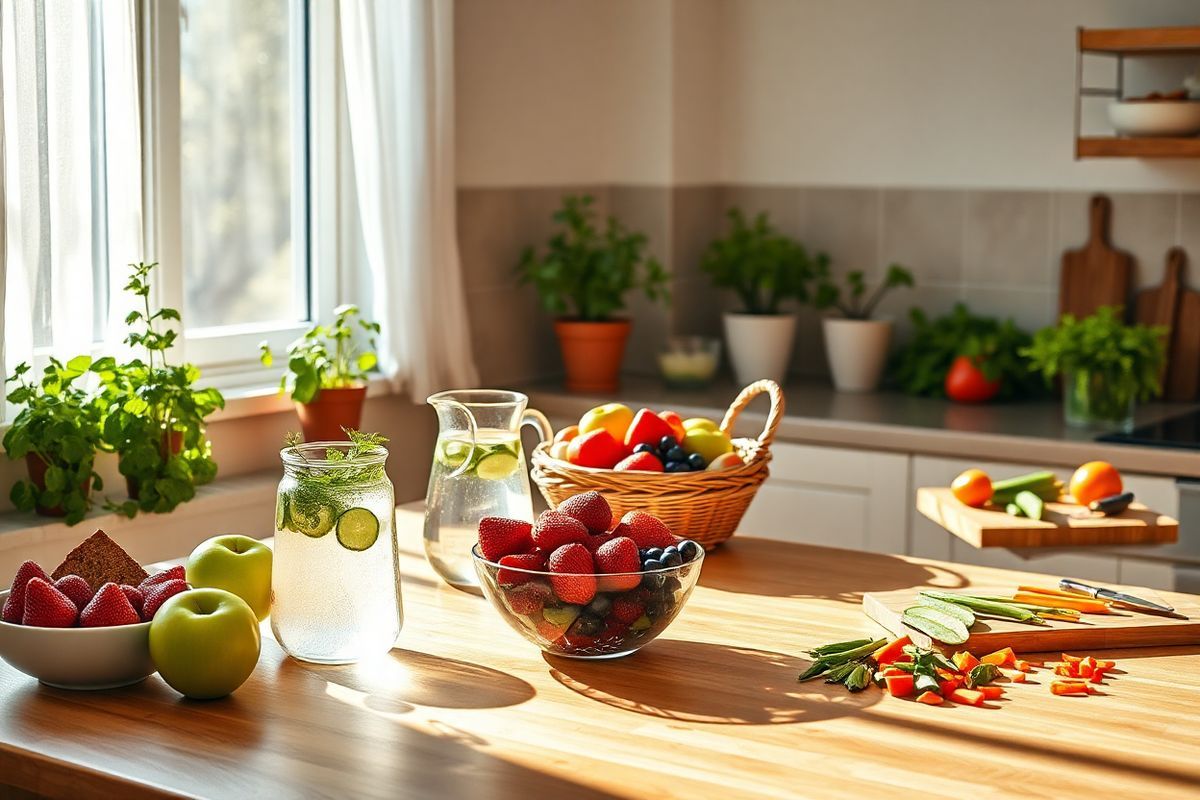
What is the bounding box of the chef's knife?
[1059,578,1185,617]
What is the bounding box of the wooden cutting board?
[1059,195,1132,320]
[1167,271,1200,402]
[1135,247,1184,391]
[916,487,1178,548]
[863,584,1200,654]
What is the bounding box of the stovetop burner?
[1096,409,1200,450]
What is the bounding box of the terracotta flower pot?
[295,385,367,442]
[125,429,184,500]
[25,453,92,518]
[554,319,631,394]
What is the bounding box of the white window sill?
[206,373,396,422]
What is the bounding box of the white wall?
[455,0,1200,190]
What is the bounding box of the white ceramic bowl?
[1108,101,1200,137]
[0,589,156,690]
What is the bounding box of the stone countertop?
[522,377,1200,479]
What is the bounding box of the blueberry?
[666,446,687,462]
[687,453,706,470]
[572,615,602,637]
[642,558,663,571]
[661,550,682,568]
[646,548,664,560]
[633,443,655,455]
[663,461,687,473]
[642,571,665,590]
[658,436,677,453]
[585,595,612,617]
[662,545,678,558]
[638,548,649,559]
[678,540,702,562]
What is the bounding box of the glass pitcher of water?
[424,390,552,588]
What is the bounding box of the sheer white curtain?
[0,0,142,384]
[339,0,479,401]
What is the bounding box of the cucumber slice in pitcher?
[290,502,335,538]
[436,439,473,469]
[475,451,519,480]
[336,507,380,551]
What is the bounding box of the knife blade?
[1059,578,1185,617]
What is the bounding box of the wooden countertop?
[2,507,1198,799]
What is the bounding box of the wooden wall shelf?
[1077,137,1200,159]
[1080,26,1200,56]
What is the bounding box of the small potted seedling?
[815,264,914,392]
[702,208,827,385]
[261,304,380,441]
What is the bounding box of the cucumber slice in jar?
[275,493,290,532]
[475,450,519,480]
[336,507,380,551]
[290,502,335,538]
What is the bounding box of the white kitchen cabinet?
[739,442,909,553]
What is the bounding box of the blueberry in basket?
[472,491,704,659]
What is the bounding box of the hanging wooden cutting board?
[1059,195,1132,319]
[1135,247,1184,392]
[863,584,1200,655]
[1166,257,1200,402]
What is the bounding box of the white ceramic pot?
[823,317,892,393]
[723,312,797,386]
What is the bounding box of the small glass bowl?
[472,545,704,659]
[657,336,721,390]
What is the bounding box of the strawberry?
[547,543,597,605]
[623,408,675,450]
[612,510,675,549]
[21,578,78,628]
[535,617,568,645]
[80,582,141,627]
[53,575,94,610]
[532,510,588,551]
[138,565,186,592]
[504,580,554,615]
[3,560,50,623]
[556,490,612,533]
[582,532,618,553]
[141,578,189,621]
[477,517,534,561]
[566,429,626,469]
[593,536,642,592]
[610,593,645,625]
[496,552,547,586]
[120,584,145,615]
[614,452,664,472]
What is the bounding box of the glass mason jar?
[271,441,402,664]
[1063,368,1136,433]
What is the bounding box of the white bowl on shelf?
[0,589,156,690]
[1108,101,1200,137]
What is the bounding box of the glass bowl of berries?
[472,491,705,659]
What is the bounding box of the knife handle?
[1059,578,1100,598]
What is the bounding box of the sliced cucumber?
[436,439,473,469]
[475,450,519,480]
[275,493,289,532]
[914,594,976,627]
[1006,502,1024,517]
[290,502,335,538]
[902,606,970,645]
[1014,490,1044,521]
[335,507,380,551]
[991,471,1057,494]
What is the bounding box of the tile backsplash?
[458,184,1199,385]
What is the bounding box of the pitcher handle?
[444,399,479,479]
[522,408,553,443]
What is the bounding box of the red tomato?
[944,355,1002,404]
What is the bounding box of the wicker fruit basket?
[530,380,784,550]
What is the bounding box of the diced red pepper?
[884,674,915,698]
[916,690,944,705]
[949,688,985,706]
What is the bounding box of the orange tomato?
[552,425,580,444]
[1069,461,1122,506]
[951,468,993,508]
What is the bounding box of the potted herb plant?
[1023,306,1166,432]
[100,262,225,516]
[812,264,913,392]
[2,358,105,524]
[517,194,668,393]
[702,208,827,385]
[261,304,380,441]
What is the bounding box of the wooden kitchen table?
[1,507,1198,799]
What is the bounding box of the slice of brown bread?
[51,530,148,588]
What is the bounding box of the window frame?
[140,0,338,382]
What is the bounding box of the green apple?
[683,417,719,433]
[683,428,733,463]
[150,588,261,700]
[186,535,272,621]
[578,403,634,442]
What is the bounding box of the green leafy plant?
[814,264,914,320]
[100,262,225,517]
[2,358,105,524]
[260,304,380,404]
[701,208,828,314]
[517,194,668,321]
[1022,306,1166,423]
[890,303,1043,400]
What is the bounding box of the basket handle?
[719,380,784,450]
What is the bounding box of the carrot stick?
[1013,593,1112,614]
[1017,585,1104,600]
[1050,681,1090,696]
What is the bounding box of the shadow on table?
[698,537,970,601]
[545,639,879,725]
[282,647,536,714]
